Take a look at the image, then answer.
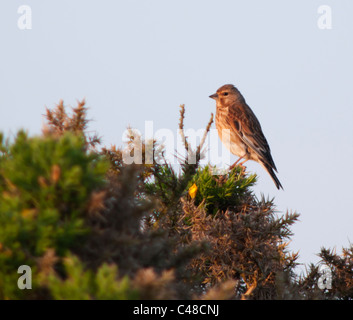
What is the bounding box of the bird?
[209,84,283,190]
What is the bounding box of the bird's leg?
[229,155,245,170]
[238,159,249,173]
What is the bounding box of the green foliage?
[0,129,107,299]
[47,254,138,300]
[188,165,256,214]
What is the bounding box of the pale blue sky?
[1,0,353,271]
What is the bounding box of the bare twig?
[196,112,214,157]
[178,104,189,152]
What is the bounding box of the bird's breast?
[215,107,247,157]
[215,107,230,132]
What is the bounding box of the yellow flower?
[188,183,198,199]
[21,208,38,219]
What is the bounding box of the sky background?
[1,0,352,273]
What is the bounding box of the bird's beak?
[209,93,218,100]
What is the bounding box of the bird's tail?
[260,161,283,190]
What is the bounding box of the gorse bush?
[0,129,107,299]
[0,100,352,299]
[188,165,256,214]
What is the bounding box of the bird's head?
[209,84,242,107]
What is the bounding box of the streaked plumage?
[209,84,283,190]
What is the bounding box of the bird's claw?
[229,163,247,177]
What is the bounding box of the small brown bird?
[209,84,283,190]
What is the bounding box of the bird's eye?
[223,92,228,96]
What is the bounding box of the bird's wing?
[227,104,278,171]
